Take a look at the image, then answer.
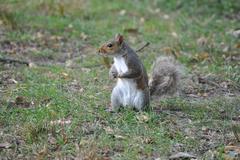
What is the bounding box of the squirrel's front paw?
[110,71,118,79]
[117,72,123,78]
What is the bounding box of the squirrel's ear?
[115,33,124,44]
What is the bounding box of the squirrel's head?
[98,34,124,56]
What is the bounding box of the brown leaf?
[197,37,208,47]
[142,137,154,144]
[161,47,180,58]
[123,28,139,34]
[235,43,240,48]
[60,72,69,79]
[224,145,240,159]
[193,52,209,61]
[136,114,149,123]
[36,145,48,160]
[12,96,33,108]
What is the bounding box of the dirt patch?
[0,29,95,67]
[179,73,240,100]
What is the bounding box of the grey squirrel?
[98,34,179,111]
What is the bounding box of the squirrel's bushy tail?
[149,56,180,96]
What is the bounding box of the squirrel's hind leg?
[111,87,122,111]
[133,90,149,111]
[135,89,150,111]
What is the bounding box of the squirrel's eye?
[107,43,113,48]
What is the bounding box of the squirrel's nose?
[97,48,101,54]
[98,48,101,53]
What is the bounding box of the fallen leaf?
[142,137,154,144]
[60,72,69,79]
[140,17,145,24]
[65,59,73,67]
[80,32,88,40]
[224,145,240,159]
[104,127,114,135]
[9,78,18,84]
[220,82,228,89]
[114,135,125,140]
[171,32,178,38]
[163,14,170,19]
[136,114,149,123]
[194,52,209,61]
[28,62,36,68]
[161,47,180,58]
[81,67,91,73]
[50,35,62,41]
[197,37,208,47]
[222,46,230,53]
[36,32,43,39]
[11,96,33,108]
[119,10,126,16]
[202,93,208,97]
[0,142,11,149]
[48,135,57,145]
[235,43,240,48]
[50,119,71,125]
[231,29,240,38]
[68,23,73,28]
[36,145,48,160]
[123,28,139,34]
[169,152,196,159]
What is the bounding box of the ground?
[0,0,240,159]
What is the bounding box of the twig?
[135,42,150,52]
[0,57,29,66]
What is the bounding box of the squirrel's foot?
[105,107,115,113]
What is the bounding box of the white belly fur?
[113,57,128,74]
[116,79,143,108]
[113,56,143,108]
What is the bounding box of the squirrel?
[98,34,179,111]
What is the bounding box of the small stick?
[135,42,150,52]
[0,57,29,66]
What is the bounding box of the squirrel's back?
[149,56,179,96]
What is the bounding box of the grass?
[0,0,240,159]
